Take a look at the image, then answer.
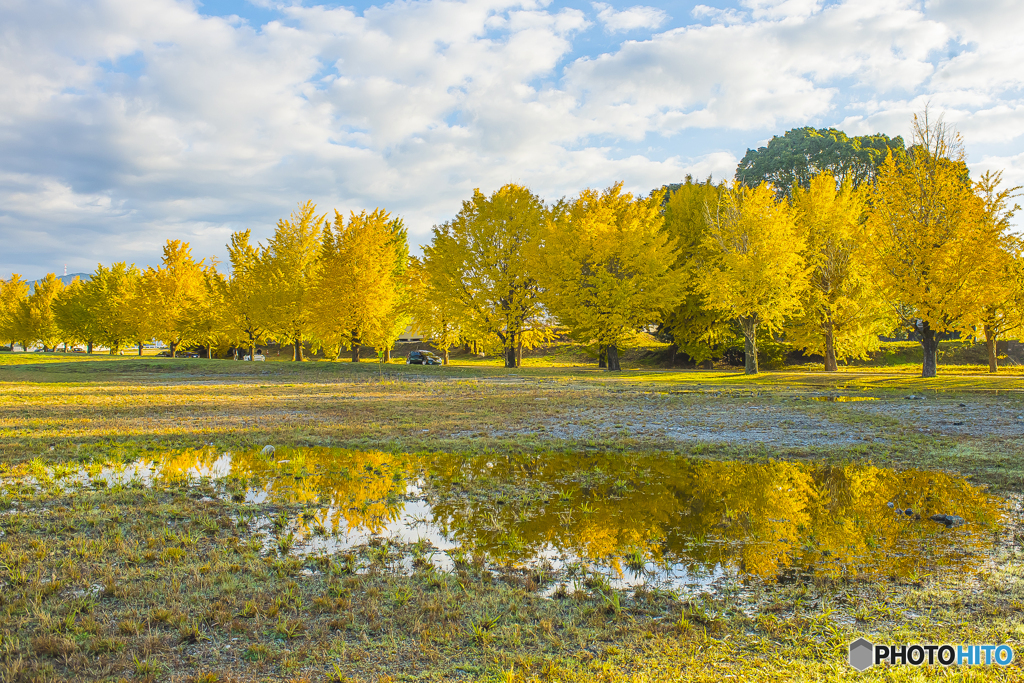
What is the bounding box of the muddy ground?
[2,360,1023,490]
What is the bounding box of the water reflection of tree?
[148,448,1000,580]
[154,448,413,535]
[425,453,1000,580]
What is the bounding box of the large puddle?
[21,449,1006,593]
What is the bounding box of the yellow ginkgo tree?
[0,274,29,349]
[788,174,890,371]
[92,262,144,355]
[52,276,96,351]
[221,229,274,361]
[12,273,65,351]
[974,170,1022,373]
[660,177,733,367]
[700,183,807,375]
[423,184,546,368]
[186,261,227,359]
[262,201,326,361]
[865,112,997,378]
[141,240,207,358]
[537,182,683,371]
[314,208,405,362]
[408,256,464,364]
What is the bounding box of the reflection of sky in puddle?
[284,497,462,572]
[25,447,1006,595]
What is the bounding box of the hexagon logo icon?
[849,638,874,672]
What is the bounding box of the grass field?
[0,350,1022,682]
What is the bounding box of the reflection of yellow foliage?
[151,447,413,535]
[573,518,648,563]
[145,448,1000,581]
[158,448,214,482]
[428,453,1001,580]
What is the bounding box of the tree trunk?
[823,320,838,372]
[984,324,998,373]
[138,342,143,356]
[206,345,212,359]
[293,339,303,362]
[598,348,606,368]
[739,315,758,375]
[443,347,450,365]
[504,330,517,368]
[668,344,677,368]
[606,344,621,371]
[351,330,361,363]
[384,347,391,363]
[87,341,93,354]
[516,339,523,367]
[920,321,938,378]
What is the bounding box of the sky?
[2,0,1023,279]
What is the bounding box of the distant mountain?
[27,272,91,293]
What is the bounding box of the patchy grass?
[2,352,1023,489]
[0,451,1021,682]
[0,352,1023,680]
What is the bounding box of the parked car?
[71,347,85,353]
[406,350,442,365]
[243,354,266,362]
[155,351,172,357]
[182,352,201,358]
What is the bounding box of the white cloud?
[1,0,1023,276]
[740,0,821,21]
[691,5,746,24]
[592,2,668,32]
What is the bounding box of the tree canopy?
[3,111,1020,378]
[314,208,407,362]
[261,201,326,361]
[141,241,207,358]
[0,275,29,348]
[788,175,890,370]
[736,127,904,199]
[974,170,1023,372]
[865,112,998,377]
[408,256,464,364]
[700,183,808,374]
[659,176,733,364]
[423,184,546,368]
[537,183,682,370]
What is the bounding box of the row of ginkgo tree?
[1,113,1021,376]
[0,203,410,362]
[414,113,1022,377]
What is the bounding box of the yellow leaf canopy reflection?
[142,448,1001,581]
[155,447,414,535]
